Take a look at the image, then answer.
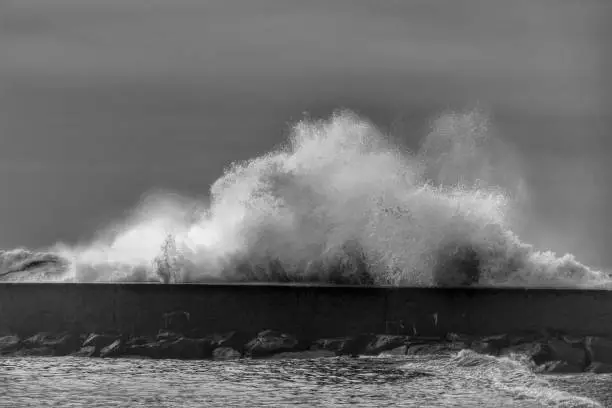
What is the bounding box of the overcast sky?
[0,0,610,268]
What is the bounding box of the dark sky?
[0,0,611,268]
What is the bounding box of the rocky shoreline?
[2,311,612,374]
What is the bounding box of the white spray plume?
[2,110,609,287]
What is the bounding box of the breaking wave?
[1,109,610,287]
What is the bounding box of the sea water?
[1,352,609,407]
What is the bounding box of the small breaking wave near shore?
[1,109,610,287]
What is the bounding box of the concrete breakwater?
[1,283,612,338]
[3,284,612,373]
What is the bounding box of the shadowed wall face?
[2,284,612,339]
[0,1,610,269]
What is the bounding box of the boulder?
[585,337,612,365]
[338,334,378,357]
[125,337,214,359]
[124,343,162,359]
[446,333,474,345]
[379,346,408,356]
[0,335,21,355]
[312,338,350,353]
[547,338,586,368]
[311,335,379,357]
[506,332,546,346]
[470,334,510,356]
[470,341,499,356]
[125,336,151,347]
[23,332,81,356]
[540,361,584,374]
[244,330,305,358]
[264,350,337,360]
[500,338,586,369]
[538,328,565,340]
[212,347,242,361]
[100,339,123,358]
[561,335,585,347]
[585,362,612,374]
[207,331,252,353]
[500,342,553,365]
[71,346,96,357]
[363,335,410,356]
[161,337,214,359]
[156,331,181,342]
[406,342,465,356]
[83,333,121,356]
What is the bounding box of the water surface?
[1,352,609,407]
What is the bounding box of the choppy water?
[1,352,609,407]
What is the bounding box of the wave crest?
[1,109,609,286]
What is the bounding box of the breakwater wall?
[0,283,611,338]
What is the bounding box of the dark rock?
[124,343,161,359]
[470,335,509,356]
[207,331,252,353]
[161,311,191,333]
[500,342,553,366]
[338,334,377,357]
[379,346,408,356]
[212,347,242,361]
[585,337,612,365]
[100,339,123,358]
[71,346,96,357]
[83,334,121,356]
[245,330,305,358]
[484,334,510,347]
[540,361,584,374]
[125,337,214,359]
[409,336,445,343]
[547,338,586,368]
[561,335,585,347]
[507,333,545,346]
[156,331,181,342]
[363,335,410,355]
[500,338,585,368]
[406,343,465,356]
[162,337,214,359]
[470,341,499,355]
[312,338,349,353]
[312,334,379,357]
[125,336,151,347]
[0,335,21,354]
[22,333,49,348]
[23,332,81,356]
[265,350,337,360]
[538,328,565,340]
[585,362,612,374]
[312,335,435,357]
[445,333,474,345]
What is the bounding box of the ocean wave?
[427,350,603,407]
[1,110,610,287]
